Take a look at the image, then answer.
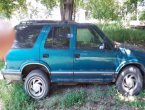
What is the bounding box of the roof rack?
[19,20,76,25]
[20,20,59,24]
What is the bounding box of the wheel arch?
[21,63,50,80]
[115,63,145,82]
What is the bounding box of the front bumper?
[0,69,21,81]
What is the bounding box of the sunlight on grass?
[0,81,35,110]
[115,90,145,110]
[117,93,137,102]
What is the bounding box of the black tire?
[116,66,143,96]
[24,69,50,100]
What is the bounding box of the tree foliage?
[124,0,143,20]
[40,0,58,11]
[40,0,84,20]
[0,0,144,21]
[127,0,142,8]
[84,0,119,21]
[139,11,145,20]
[41,0,119,21]
[0,0,27,18]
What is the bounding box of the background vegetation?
[1,0,145,22]
[1,0,145,109]
[0,23,145,109]
[99,24,145,45]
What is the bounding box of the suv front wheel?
[24,69,50,100]
[116,66,143,96]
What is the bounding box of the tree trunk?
[60,0,74,21]
[136,3,139,21]
[73,0,76,21]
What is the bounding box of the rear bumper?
[1,69,21,81]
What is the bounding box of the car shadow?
[50,82,114,95]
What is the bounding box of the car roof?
[18,20,95,27]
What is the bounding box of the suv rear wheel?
[116,66,143,96]
[24,69,50,100]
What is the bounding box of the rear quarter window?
[12,25,43,48]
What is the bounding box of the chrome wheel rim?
[122,73,137,92]
[28,77,45,98]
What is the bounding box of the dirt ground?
[36,83,140,110]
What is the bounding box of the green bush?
[98,23,145,44]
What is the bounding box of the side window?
[45,26,70,49]
[12,25,43,48]
[77,27,103,49]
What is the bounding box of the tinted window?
[77,27,103,49]
[12,25,43,48]
[45,26,70,49]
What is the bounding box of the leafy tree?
[39,0,121,21]
[84,0,119,21]
[139,11,145,20]
[40,0,83,21]
[0,0,26,18]
[0,0,119,21]
[125,0,143,20]
[0,0,84,21]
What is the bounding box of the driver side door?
[73,25,117,82]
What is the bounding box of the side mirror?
[99,43,105,50]
[99,41,111,50]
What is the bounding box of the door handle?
[74,54,80,58]
[43,54,49,58]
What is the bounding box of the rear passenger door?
[40,25,74,82]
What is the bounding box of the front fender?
[115,60,144,74]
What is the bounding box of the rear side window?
[12,25,43,48]
[45,26,70,49]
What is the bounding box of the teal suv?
[1,20,145,99]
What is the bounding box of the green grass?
[1,81,145,110]
[39,85,145,110]
[117,90,145,110]
[61,90,87,108]
[41,89,87,109]
[0,60,35,110]
[0,60,4,69]
[0,81,35,110]
[98,23,145,45]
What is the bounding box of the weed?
[61,90,87,108]
[43,96,61,109]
